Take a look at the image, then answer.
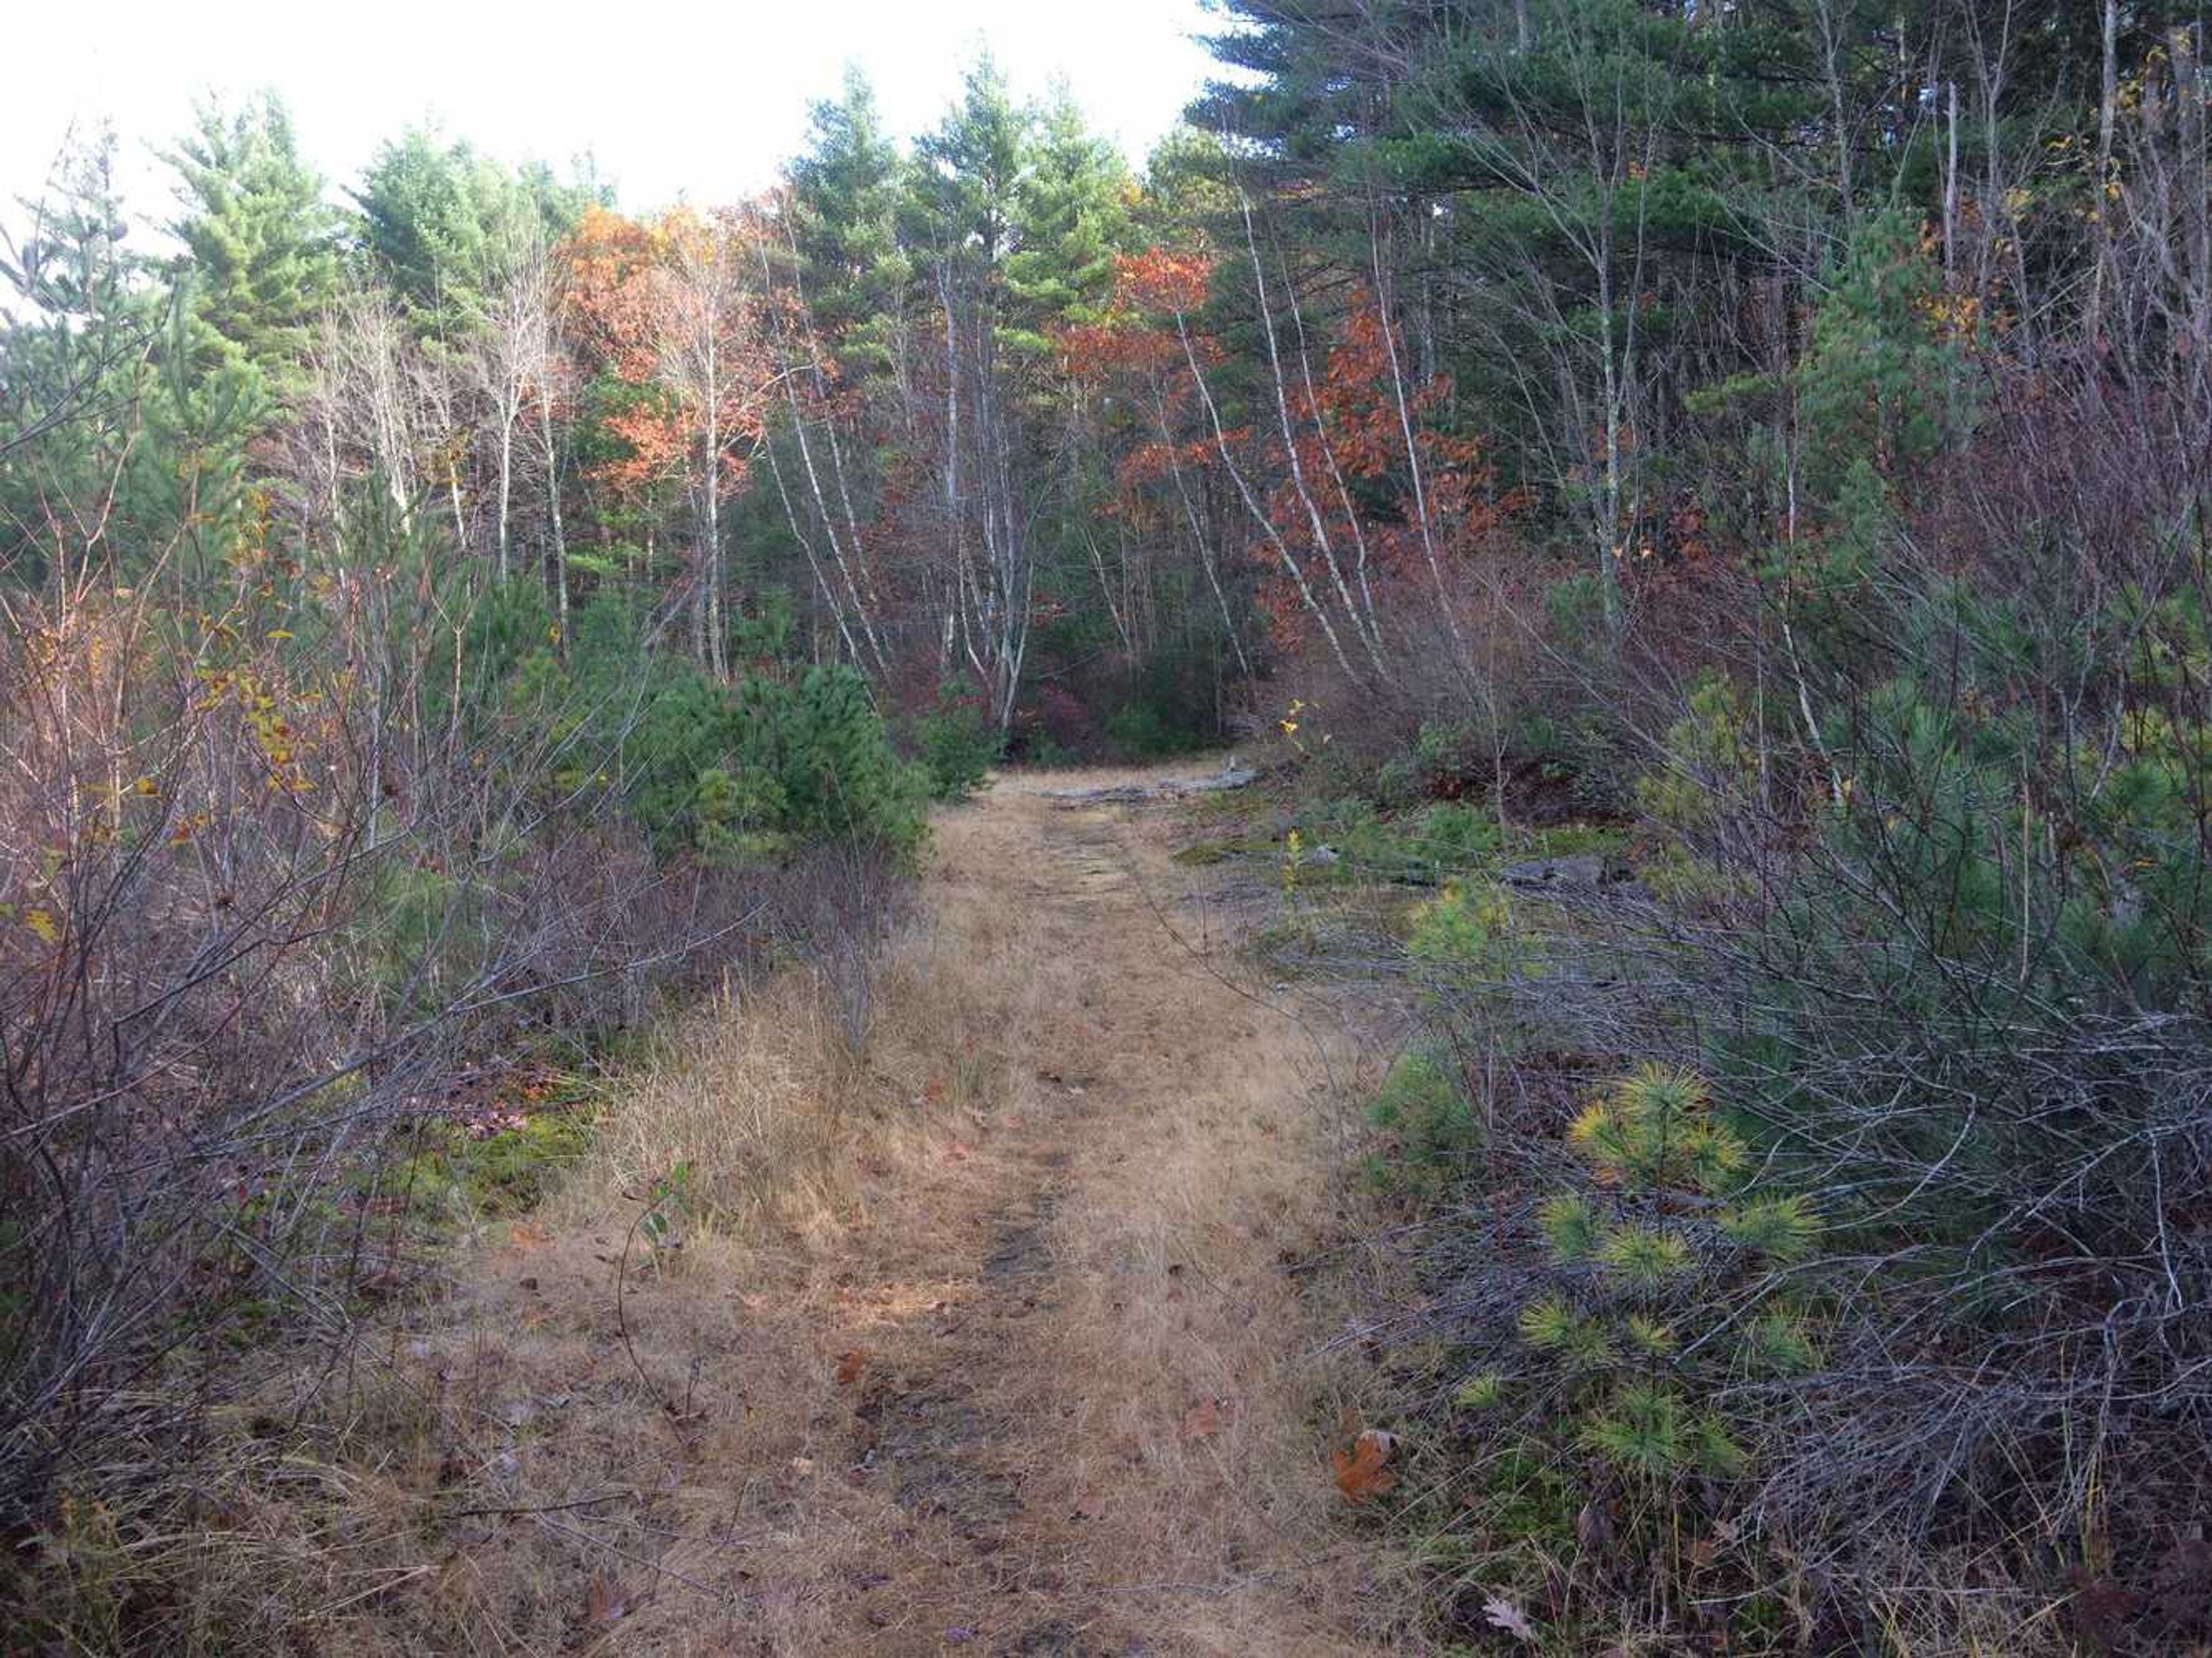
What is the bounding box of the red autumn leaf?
[834,1349,869,1386]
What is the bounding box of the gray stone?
[1501,854,1609,888]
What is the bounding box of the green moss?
[389,1097,594,1228]
[456,1109,592,1213]
[1172,834,1274,866]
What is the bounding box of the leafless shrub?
[0,536,825,1548]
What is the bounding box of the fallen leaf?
[834,1349,869,1386]
[1180,1396,1236,1440]
[585,1572,629,1623]
[1331,1428,1398,1502]
[1483,1594,1539,1643]
[945,1141,972,1161]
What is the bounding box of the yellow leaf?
[25,909,60,945]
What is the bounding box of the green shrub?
[1367,1047,1480,1196]
[735,663,928,853]
[916,687,998,800]
[459,593,927,861]
[1408,879,1527,985]
[1411,718,1487,792]
[1100,641,1223,758]
[1407,802,1500,872]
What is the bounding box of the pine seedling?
[1540,1193,1600,1263]
[1719,1193,1820,1262]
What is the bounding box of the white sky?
[3,0,1228,230]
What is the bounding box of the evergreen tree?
[3,123,144,326]
[908,55,1032,297]
[0,124,161,583]
[353,130,600,334]
[165,92,340,395]
[786,69,910,376]
[1004,90,1132,355]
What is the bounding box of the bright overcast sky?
[4,0,1229,226]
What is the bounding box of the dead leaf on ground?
[1331,1428,1398,1502]
[585,1572,630,1623]
[1483,1593,1539,1642]
[1180,1396,1236,1440]
[834,1348,869,1386]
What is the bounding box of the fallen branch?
[1040,763,1256,806]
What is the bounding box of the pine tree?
[353,129,599,336]
[1005,91,1132,357]
[786,69,909,377]
[908,55,1032,298]
[4,123,144,326]
[165,93,340,395]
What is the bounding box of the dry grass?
[24,762,1397,1655]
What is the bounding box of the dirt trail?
[785,769,1376,1655]
[397,765,1385,1656]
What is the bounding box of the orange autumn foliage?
[559,205,773,505]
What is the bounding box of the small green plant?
[1366,1048,1480,1197]
[1025,732,1080,769]
[1507,1067,1823,1489]
[1407,801,1499,873]
[638,1160,694,1265]
[1412,718,1486,792]
[1635,675,1760,909]
[1408,879,1527,985]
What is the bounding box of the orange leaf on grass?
[834,1349,869,1386]
[1331,1428,1399,1502]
